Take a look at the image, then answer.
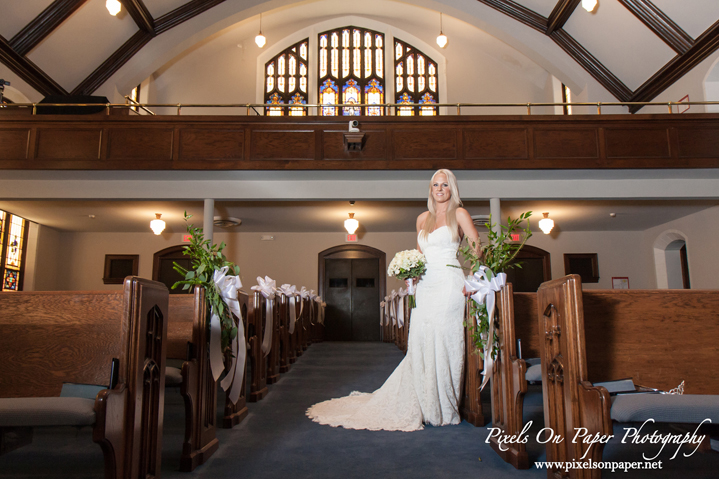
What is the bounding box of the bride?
[306,169,480,431]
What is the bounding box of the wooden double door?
[321,246,385,341]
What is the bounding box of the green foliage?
[394,264,427,281]
[172,212,240,351]
[460,212,533,356]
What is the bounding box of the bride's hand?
[405,278,415,289]
[462,285,471,297]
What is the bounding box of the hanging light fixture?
[150,213,166,235]
[344,213,359,234]
[255,13,266,48]
[436,13,448,48]
[582,0,598,13]
[538,212,555,235]
[106,0,122,16]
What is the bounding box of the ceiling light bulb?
[538,212,554,235]
[582,0,598,13]
[106,0,122,16]
[150,213,166,235]
[436,13,448,48]
[344,213,359,234]
[255,33,266,48]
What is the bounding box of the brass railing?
[2,100,719,116]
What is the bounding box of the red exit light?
[346,234,358,242]
[510,233,521,242]
[183,234,192,243]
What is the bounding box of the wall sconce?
[255,13,266,48]
[106,0,121,16]
[582,0,598,13]
[344,213,359,234]
[436,13,448,48]
[539,212,555,235]
[150,213,166,235]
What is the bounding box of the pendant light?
[106,0,121,16]
[344,213,359,234]
[150,213,166,235]
[255,13,266,48]
[436,13,448,48]
[538,212,554,235]
[582,0,598,13]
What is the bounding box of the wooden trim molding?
[103,254,139,284]
[629,20,719,112]
[563,253,599,283]
[155,0,228,35]
[9,0,88,56]
[72,30,153,96]
[618,0,693,54]
[550,30,633,102]
[0,35,67,97]
[475,0,547,33]
[122,0,155,34]
[546,0,580,35]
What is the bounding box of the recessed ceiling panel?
[651,0,719,39]
[26,0,139,92]
[145,0,192,19]
[563,0,676,91]
[511,0,555,18]
[0,0,54,40]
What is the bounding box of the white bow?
[252,276,276,356]
[279,284,298,334]
[397,288,407,327]
[464,266,507,391]
[389,290,398,325]
[298,286,309,318]
[210,266,246,405]
[379,301,386,325]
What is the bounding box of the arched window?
[264,39,309,116]
[394,39,438,116]
[0,210,28,291]
[318,27,384,116]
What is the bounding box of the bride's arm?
[456,208,481,258]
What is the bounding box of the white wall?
[641,206,719,289]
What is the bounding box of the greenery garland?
[172,212,240,351]
[459,211,533,357]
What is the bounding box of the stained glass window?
[394,39,439,116]
[264,39,309,116]
[0,210,28,292]
[318,27,385,116]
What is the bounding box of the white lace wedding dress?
[306,225,466,431]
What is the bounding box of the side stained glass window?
[0,210,28,291]
[394,39,439,116]
[318,27,384,116]
[264,39,309,116]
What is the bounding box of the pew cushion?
[526,364,542,382]
[165,366,183,386]
[60,383,105,399]
[611,394,719,424]
[0,397,96,427]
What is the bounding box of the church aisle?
[163,341,532,479]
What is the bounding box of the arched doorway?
[653,230,691,289]
[153,245,191,294]
[505,245,551,292]
[318,245,386,341]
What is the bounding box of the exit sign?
[183,234,192,243]
[510,233,521,242]
[346,234,358,242]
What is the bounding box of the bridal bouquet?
[387,249,426,308]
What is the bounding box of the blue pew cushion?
[611,394,719,424]
[526,363,542,382]
[0,397,96,427]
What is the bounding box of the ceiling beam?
[550,30,633,101]
[629,20,719,112]
[0,35,67,97]
[71,30,152,96]
[618,0,693,54]
[155,0,228,35]
[9,0,88,56]
[546,0,580,35]
[121,0,155,34]
[475,0,547,33]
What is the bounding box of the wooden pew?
[223,291,249,428]
[266,296,281,384]
[537,275,719,478]
[460,298,486,427]
[166,287,218,471]
[294,298,306,359]
[0,277,168,479]
[247,291,268,402]
[278,293,292,373]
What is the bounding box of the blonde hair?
[419,169,463,243]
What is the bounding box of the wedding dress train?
[306,226,466,431]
